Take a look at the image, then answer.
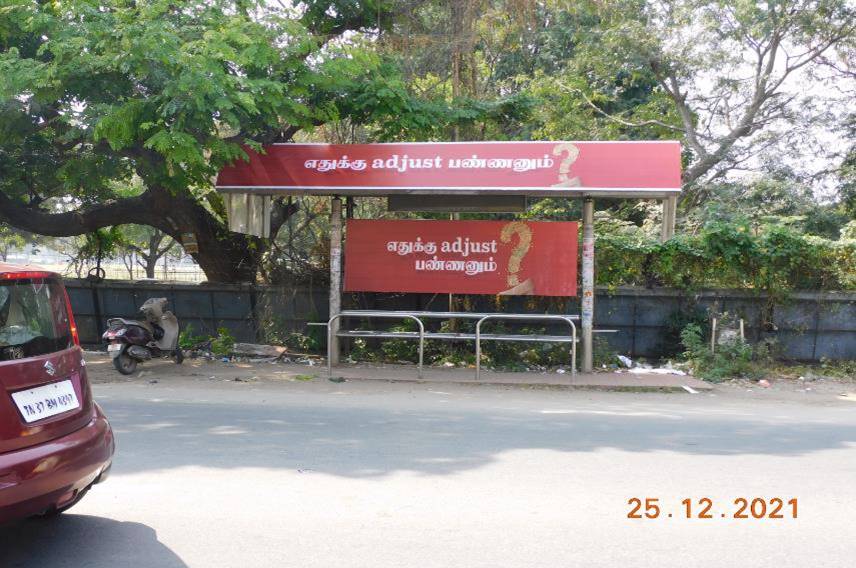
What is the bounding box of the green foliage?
[258,309,322,353]
[680,323,756,382]
[76,228,125,262]
[0,224,26,260]
[1,0,497,281]
[818,358,856,381]
[178,323,207,350]
[379,321,421,362]
[347,337,380,364]
[658,307,709,358]
[210,327,235,357]
[283,332,319,353]
[592,336,618,369]
[596,221,856,293]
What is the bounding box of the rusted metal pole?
[582,198,595,373]
[328,197,343,366]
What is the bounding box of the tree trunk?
[0,185,273,283]
[143,187,260,282]
[189,227,262,282]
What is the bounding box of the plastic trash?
[628,367,687,376]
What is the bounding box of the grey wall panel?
[62,280,855,361]
[773,301,816,332]
[818,300,856,331]
[635,296,677,327]
[813,331,856,360]
[172,289,215,319]
[775,331,817,361]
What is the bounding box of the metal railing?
[327,310,578,380]
[327,311,425,377]
[475,314,577,380]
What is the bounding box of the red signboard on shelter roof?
[215,142,681,195]
[344,220,578,296]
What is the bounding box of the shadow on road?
[97,394,856,478]
[0,515,187,568]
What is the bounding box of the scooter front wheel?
[113,352,138,375]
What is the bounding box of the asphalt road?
[2,366,855,567]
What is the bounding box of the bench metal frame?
[327,311,425,377]
[326,310,578,380]
[474,314,577,380]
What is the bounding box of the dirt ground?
[83,351,856,404]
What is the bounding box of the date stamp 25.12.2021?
[627,497,798,520]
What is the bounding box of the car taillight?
[0,270,56,280]
[63,289,81,346]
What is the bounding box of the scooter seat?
[107,317,155,334]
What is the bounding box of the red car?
[0,265,114,523]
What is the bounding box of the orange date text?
[627,497,798,519]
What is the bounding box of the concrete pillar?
[581,198,595,373]
[328,197,343,365]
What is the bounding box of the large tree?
[0,0,457,281]
[549,0,855,205]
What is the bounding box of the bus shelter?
[215,141,681,373]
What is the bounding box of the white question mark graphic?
[551,143,581,188]
[500,221,532,287]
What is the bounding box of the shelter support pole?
[329,197,343,366]
[581,197,595,373]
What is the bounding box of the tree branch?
[559,83,698,138]
[0,190,163,237]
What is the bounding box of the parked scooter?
[102,298,183,375]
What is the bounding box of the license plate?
[108,343,123,352]
[11,379,81,424]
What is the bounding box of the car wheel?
[113,352,138,375]
[174,349,184,364]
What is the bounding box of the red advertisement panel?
[344,220,578,296]
[216,142,680,193]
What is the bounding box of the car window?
[0,278,72,360]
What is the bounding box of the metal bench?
[326,310,581,379]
